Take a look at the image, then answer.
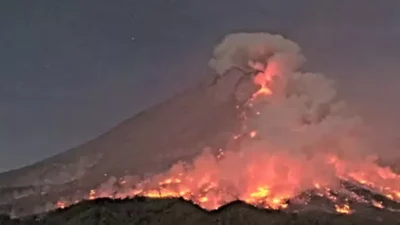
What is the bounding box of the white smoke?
[209,32,371,159]
[209,33,305,76]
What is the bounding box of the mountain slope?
[0,68,258,216]
[1,30,400,219]
[2,197,400,225]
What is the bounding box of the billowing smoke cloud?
[209,32,370,159]
[209,33,305,76]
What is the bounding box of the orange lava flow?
[251,61,278,98]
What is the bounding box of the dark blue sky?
[1,0,400,172]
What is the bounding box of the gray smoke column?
[209,32,370,158]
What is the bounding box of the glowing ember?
[249,186,270,198]
[250,66,275,98]
[372,200,384,209]
[199,196,209,203]
[335,204,353,214]
[89,189,96,200]
[56,201,66,209]
[252,85,271,98]
[249,131,257,138]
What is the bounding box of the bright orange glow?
[346,166,400,202]
[199,196,209,203]
[56,201,66,209]
[249,186,270,198]
[249,131,257,138]
[335,204,353,214]
[372,200,384,209]
[160,178,182,185]
[89,189,96,200]
[250,60,279,99]
[252,73,272,98]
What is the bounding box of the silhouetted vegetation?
[1,197,399,225]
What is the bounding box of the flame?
[199,196,209,203]
[89,189,96,200]
[160,178,182,185]
[346,165,400,202]
[249,60,280,99]
[252,84,272,98]
[372,200,384,209]
[56,201,66,209]
[335,204,353,214]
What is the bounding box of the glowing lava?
[56,201,66,209]
[335,204,353,214]
[250,60,278,98]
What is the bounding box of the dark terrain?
[1,196,399,225]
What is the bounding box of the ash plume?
[209,33,305,76]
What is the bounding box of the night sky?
[1,0,400,172]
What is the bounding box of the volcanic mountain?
[0,32,399,219]
[0,67,254,215]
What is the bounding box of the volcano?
[0,32,399,219]
[0,58,258,217]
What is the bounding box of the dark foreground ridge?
[1,197,399,225]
